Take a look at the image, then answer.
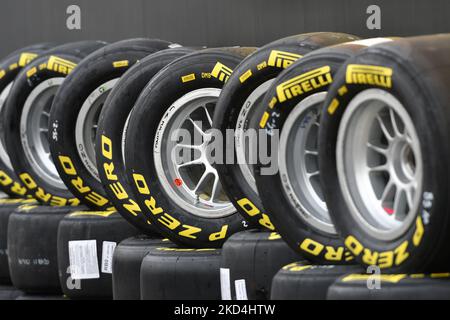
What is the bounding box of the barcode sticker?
[220,268,231,300]
[68,240,99,280]
[235,279,248,300]
[101,241,117,274]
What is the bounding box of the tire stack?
[0,33,449,300]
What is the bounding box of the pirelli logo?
[346,64,393,88]
[267,50,302,69]
[276,66,332,103]
[0,69,5,79]
[211,62,233,83]
[18,52,38,67]
[113,60,129,68]
[46,56,77,75]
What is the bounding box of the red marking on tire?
[383,207,394,215]
[174,178,183,187]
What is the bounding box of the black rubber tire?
[4,41,107,206]
[0,199,37,284]
[220,230,302,300]
[49,39,174,211]
[8,205,84,294]
[271,262,363,300]
[112,235,171,300]
[57,210,139,300]
[254,41,395,264]
[0,285,23,300]
[96,47,194,236]
[212,33,358,232]
[0,43,56,198]
[140,247,221,300]
[125,47,257,248]
[327,273,450,300]
[319,34,450,272]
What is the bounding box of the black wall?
[0,0,449,57]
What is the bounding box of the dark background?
[0,0,449,57]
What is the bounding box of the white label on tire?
[101,241,116,274]
[234,279,248,300]
[220,268,231,300]
[68,240,99,280]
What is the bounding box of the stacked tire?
[1,33,450,301]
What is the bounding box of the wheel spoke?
[307,170,320,179]
[367,142,387,155]
[389,108,403,137]
[304,150,318,156]
[393,188,405,220]
[368,164,388,173]
[380,179,394,204]
[188,118,205,136]
[209,173,221,203]
[202,106,213,127]
[193,170,210,194]
[175,143,201,150]
[176,158,203,169]
[376,114,393,141]
[405,186,414,211]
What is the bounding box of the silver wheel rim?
[0,82,13,170]
[235,79,274,194]
[20,77,66,189]
[279,92,336,235]
[154,88,235,219]
[75,79,119,182]
[336,89,423,241]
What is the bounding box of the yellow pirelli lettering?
[283,263,312,272]
[19,173,37,189]
[237,198,260,216]
[0,69,5,79]
[122,199,141,217]
[239,69,252,83]
[342,274,407,283]
[110,181,128,200]
[26,67,37,78]
[346,64,393,88]
[268,232,281,240]
[324,246,345,261]
[18,52,38,67]
[259,112,270,128]
[179,225,202,239]
[101,135,113,160]
[209,225,228,241]
[133,173,150,195]
[345,235,364,256]
[300,238,324,256]
[431,273,450,278]
[0,171,13,186]
[327,98,340,115]
[85,191,109,207]
[49,196,67,206]
[276,66,332,103]
[158,213,181,230]
[145,196,164,215]
[413,216,424,247]
[58,156,77,175]
[259,213,275,230]
[113,60,129,68]
[9,63,18,70]
[47,56,77,75]
[211,62,233,83]
[70,210,115,217]
[181,73,196,83]
[267,50,302,69]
